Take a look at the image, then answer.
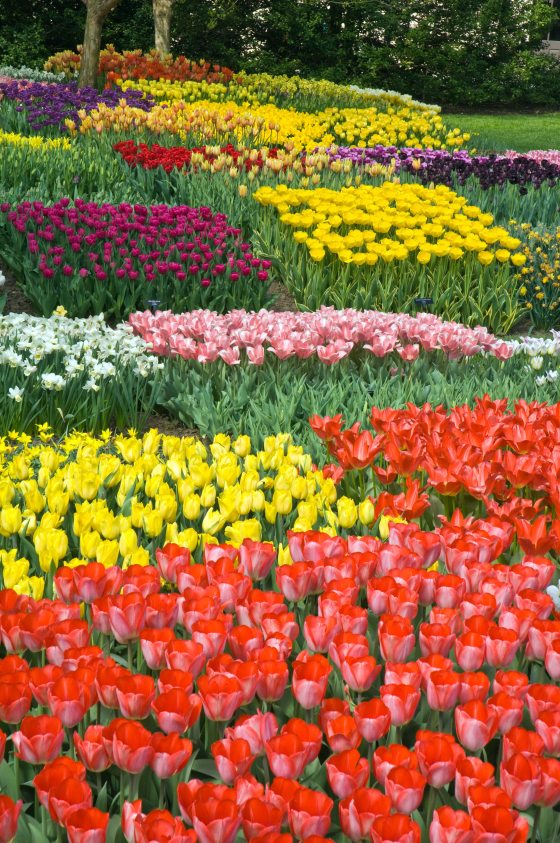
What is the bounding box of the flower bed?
[0,406,558,841]
[0,311,161,433]
[114,141,287,174]
[0,199,271,319]
[253,182,525,331]
[0,79,152,133]
[129,307,513,364]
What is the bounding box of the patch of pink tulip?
[129,306,513,365]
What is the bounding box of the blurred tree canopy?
[1,0,559,106]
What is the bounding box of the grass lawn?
[444,112,560,152]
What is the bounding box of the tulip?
[33,757,86,808]
[373,744,417,789]
[281,719,321,766]
[416,736,462,788]
[454,701,497,751]
[526,684,560,723]
[74,725,111,772]
[500,752,542,810]
[192,798,241,843]
[166,640,206,677]
[428,807,473,843]
[150,733,193,779]
[152,690,202,734]
[110,720,153,774]
[379,684,420,727]
[503,727,545,763]
[12,714,65,763]
[426,670,461,711]
[419,623,455,658]
[340,655,381,692]
[256,660,289,702]
[265,734,308,779]
[198,674,244,721]
[470,806,529,843]
[241,799,283,841]
[338,787,391,840]
[116,674,156,720]
[287,787,333,840]
[454,632,485,672]
[326,749,369,798]
[226,712,279,756]
[487,692,524,735]
[291,655,331,709]
[48,778,93,824]
[325,714,361,753]
[212,738,254,784]
[0,679,32,723]
[140,628,175,670]
[535,710,560,755]
[354,698,392,744]
[539,756,560,807]
[485,627,519,668]
[371,814,421,843]
[156,543,191,583]
[0,796,22,843]
[157,669,194,696]
[385,766,426,814]
[454,756,495,805]
[378,615,415,663]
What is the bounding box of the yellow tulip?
[201,508,227,535]
[183,494,202,520]
[337,496,358,529]
[272,489,293,516]
[119,528,139,557]
[359,498,375,526]
[0,505,22,536]
[0,480,15,506]
[277,544,294,566]
[80,530,102,558]
[156,494,178,522]
[215,454,241,488]
[142,509,164,538]
[378,514,408,540]
[233,435,251,457]
[123,546,150,568]
[200,484,217,508]
[96,540,120,568]
[252,490,265,512]
[224,518,262,546]
[3,557,30,588]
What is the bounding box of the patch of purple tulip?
[327,145,560,191]
[0,80,153,132]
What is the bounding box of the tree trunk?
[153,0,174,54]
[78,0,123,88]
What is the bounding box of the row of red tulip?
[0,509,557,842]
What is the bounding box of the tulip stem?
[13,752,20,799]
[424,786,437,829]
[127,640,134,672]
[158,779,166,809]
[531,805,542,843]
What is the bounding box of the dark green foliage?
[1,0,559,107]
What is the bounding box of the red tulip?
[455,701,497,751]
[371,814,421,843]
[152,690,202,734]
[535,710,560,755]
[166,639,206,677]
[107,593,146,643]
[340,656,381,692]
[503,727,544,763]
[192,798,241,843]
[428,807,473,843]
[493,670,529,700]
[229,626,264,661]
[526,684,560,723]
[485,627,519,668]
[110,720,153,774]
[379,684,420,727]
[458,671,490,705]
[426,671,461,711]
[281,719,321,766]
[33,757,86,808]
[470,806,529,843]
[226,712,279,756]
[384,662,421,689]
[241,798,283,840]
[0,795,22,843]
[539,756,560,807]
[416,736,462,788]
[385,766,426,814]
[378,616,415,663]
[132,808,196,843]
[256,659,289,702]
[454,633,485,672]
[326,749,369,798]
[303,616,340,653]
[373,745,417,789]
[157,669,194,695]
[487,692,524,735]
[156,543,192,583]
[116,674,156,720]
[95,664,129,709]
[292,655,331,709]
[265,734,308,779]
[419,623,455,658]
[238,539,276,581]
[325,714,361,753]
[287,787,333,840]
[338,787,391,840]
[48,777,93,824]
[198,674,244,721]
[212,738,254,784]
[149,732,192,779]
[500,752,542,810]
[12,714,65,763]
[140,628,175,670]
[354,698,391,743]
[74,725,111,772]
[0,677,32,724]
[454,756,495,805]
